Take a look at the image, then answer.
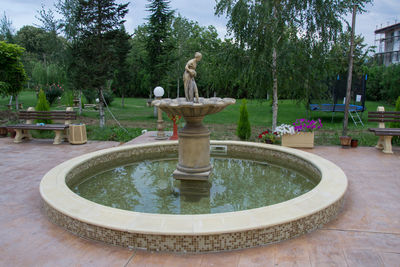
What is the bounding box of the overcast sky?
[2,0,400,49]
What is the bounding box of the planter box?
[281,132,314,148]
[68,124,87,145]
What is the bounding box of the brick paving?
[0,134,399,266]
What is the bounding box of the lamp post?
[154,86,168,140]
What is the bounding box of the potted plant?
[340,136,352,148]
[277,119,322,148]
[351,139,358,148]
[258,130,278,144]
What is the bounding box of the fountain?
[153,52,235,181]
[39,52,348,252]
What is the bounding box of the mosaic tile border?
[43,197,344,253]
[40,141,348,253]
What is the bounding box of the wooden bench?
[6,107,77,145]
[368,106,400,154]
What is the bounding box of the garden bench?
[6,107,76,145]
[368,106,400,154]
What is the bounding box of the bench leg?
[63,129,69,142]
[14,129,23,143]
[53,130,63,145]
[22,129,32,140]
[375,136,385,150]
[382,136,393,154]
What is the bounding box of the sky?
[1,0,400,49]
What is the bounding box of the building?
[374,22,400,65]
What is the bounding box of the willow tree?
[215,0,371,130]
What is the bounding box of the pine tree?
[146,0,174,88]
[237,99,251,140]
[73,0,129,127]
[113,25,131,108]
[35,89,52,124]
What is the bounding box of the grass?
[0,90,397,146]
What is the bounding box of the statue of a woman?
[183,52,202,102]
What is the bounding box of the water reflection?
[72,158,318,214]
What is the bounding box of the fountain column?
[174,115,211,180]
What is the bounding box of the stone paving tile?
[343,249,384,267]
[380,252,400,267]
[0,137,399,266]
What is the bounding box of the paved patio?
[0,135,399,266]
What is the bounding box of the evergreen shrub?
[35,89,52,124]
[237,99,251,140]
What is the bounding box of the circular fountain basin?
[40,141,347,253]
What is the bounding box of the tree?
[127,25,151,97]
[0,41,27,110]
[73,0,129,127]
[146,0,174,89]
[237,99,251,140]
[0,12,14,43]
[113,25,131,107]
[35,89,52,124]
[215,0,372,130]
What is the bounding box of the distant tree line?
[1,0,399,125]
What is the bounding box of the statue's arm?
[185,60,196,76]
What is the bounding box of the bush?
[83,89,97,104]
[237,99,251,140]
[63,90,74,107]
[35,89,52,124]
[82,89,114,105]
[381,64,400,104]
[86,125,142,142]
[392,96,400,144]
[366,63,400,102]
[45,84,63,105]
[102,90,114,106]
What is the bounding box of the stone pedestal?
[173,116,211,181]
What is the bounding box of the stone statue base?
[173,115,211,181]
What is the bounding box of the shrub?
[83,89,96,104]
[237,99,251,140]
[35,89,52,124]
[392,96,400,144]
[45,84,63,105]
[82,89,114,105]
[63,90,74,107]
[102,90,114,106]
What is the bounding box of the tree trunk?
[15,95,19,111]
[342,5,357,136]
[78,90,82,115]
[121,93,125,108]
[99,88,105,128]
[272,47,278,130]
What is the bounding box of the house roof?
[375,22,400,34]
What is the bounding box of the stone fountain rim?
[40,141,347,236]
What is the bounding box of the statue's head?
[195,52,202,61]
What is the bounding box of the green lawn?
[0,91,396,146]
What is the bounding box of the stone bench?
[7,107,76,145]
[368,106,400,154]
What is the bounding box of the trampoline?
[310,103,364,126]
[309,74,367,126]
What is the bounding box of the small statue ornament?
[183,52,202,102]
